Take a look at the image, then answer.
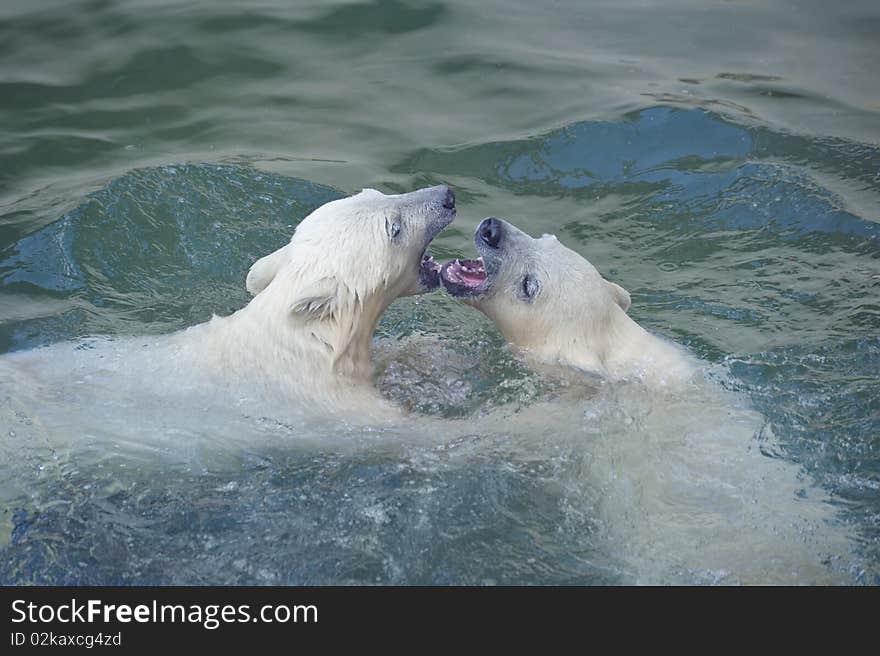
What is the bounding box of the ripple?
[395,107,879,244]
[294,0,447,36]
[0,45,286,111]
[0,164,341,352]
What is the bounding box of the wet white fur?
[1,188,450,419]
[467,228,693,385]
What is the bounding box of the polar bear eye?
[385,216,402,241]
[519,274,540,302]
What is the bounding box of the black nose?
[442,186,455,210]
[478,217,501,248]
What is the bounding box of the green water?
[0,0,878,584]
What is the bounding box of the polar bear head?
[440,217,632,369]
[243,185,455,376]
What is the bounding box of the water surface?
[1,0,878,584]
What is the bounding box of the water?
[1,0,878,584]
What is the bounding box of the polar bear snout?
[420,184,457,242]
[441,186,456,210]
[422,184,456,235]
[477,217,502,249]
[439,216,522,299]
[406,184,456,294]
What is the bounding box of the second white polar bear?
[440,217,693,385]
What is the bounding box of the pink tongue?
[459,268,485,284]
[452,258,486,285]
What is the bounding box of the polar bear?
[439,217,692,385]
[1,185,455,422]
[436,218,861,583]
[192,185,455,398]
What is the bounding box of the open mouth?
[419,253,443,289]
[440,257,488,297]
[416,187,456,291]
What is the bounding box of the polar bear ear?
[606,280,631,313]
[246,243,292,296]
[289,277,345,321]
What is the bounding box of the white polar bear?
[440,217,692,386]
[184,184,455,404]
[437,217,860,583]
[1,185,455,423]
